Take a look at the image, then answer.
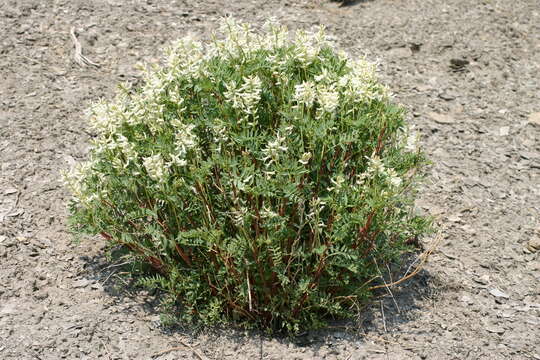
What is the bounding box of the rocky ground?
[1,0,539,359]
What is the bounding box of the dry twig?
[70,27,100,68]
[151,345,187,358]
[180,340,207,360]
[152,340,207,360]
[379,300,387,333]
[100,269,119,285]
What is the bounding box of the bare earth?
[1,0,539,359]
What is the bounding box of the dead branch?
[70,27,100,68]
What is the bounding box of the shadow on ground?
[80,246,445,353]
[331,0,375,7]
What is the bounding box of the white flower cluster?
[172,122,197,155]
[210,121,228,153]
[170,121,197,167]
[216,18,257,58]
[145,102,167,135]
[224,75,262,119]
[117,83,167,133]
[143,154,168,182]
[87,99,123,136]
[299,152,312,165]
[165,36,206,80]
[307,197,327,229]
[208,18,336,74]
[327,175,346,192]
[386,167,402,188]
[314,68,334,84]
[294,27,328,65]
[266,53,290,87]
[316,84,339,115]
[262,17,289,50]
[294,81,339,117]
[338,58,387,103]
[358,154,402,189]
[62,161,101,205]
[294,81,317,108]
[215,18,292,59]
[261,131,288,165]
[168,87,186,108]
[116,134,137,166]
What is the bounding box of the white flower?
[62,160,100,204]
[215,17,263,59]
[294,27,327,65]
[386,168,402,188]
[307,197,326,220]
[355,172,369,186]
[351,57,378,81]
[238,75,262,115]
[294,81,316,108]
[87,100,122,135]
[389,174,402,188]
[337,57,387,103]
[263,170,276,179]
[283,125,294,134]
[309,197,326,209]
[143,154,168,182]
[262,17,289,49]
[327,175,345,192]
[111,157,125,170]
[299,152,312,165]
[172,122,197,156]
[209,121,228,152]
[406,126,419,151]
[260,205,278,219]
[314,68,334,84]
[231,206,248,226]
[168,87,186,109]
[169,154,188,167]
[129,100,165,134]
[125,94,147,126]
[116,135,137,164]
[224,75,262,117]
[365,153,402,188]
[367,154,385,174]
[261,132,288,165]
[165,36,205,80]
[317,84,339,115]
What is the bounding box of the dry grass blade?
[151,345,187,358]
[70,27,100,68]
[151,339,208,359]
[368,231,443,291]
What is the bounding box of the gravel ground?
[1,0,539,359]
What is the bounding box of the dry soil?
[1,0,539,359]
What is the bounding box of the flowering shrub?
[64,18,431,333]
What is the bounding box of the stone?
[72,279,91,289]
[528,112,540,126]
[527,233,540,252]
[489,288,509,299]
[499,126,510,136]
[428,111,455,124]
[485,326,505,334]
[439,91,456,101]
